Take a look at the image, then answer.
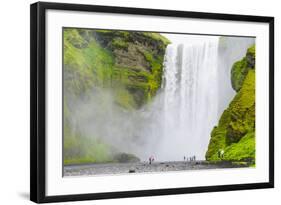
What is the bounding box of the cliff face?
[63,28,170,164]
[64,29,170,109]
[205,45,255,163]
[231,45,255,92]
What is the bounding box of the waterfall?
[156,36,220,161]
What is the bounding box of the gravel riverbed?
[64,161,249,176]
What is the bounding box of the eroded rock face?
[93,30,170,108]
[113,45,151,72]
[206,45,255,163]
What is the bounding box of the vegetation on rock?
[63,28,170,165]
[231,45,255,91]
[205,45,255,164]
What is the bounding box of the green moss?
[110,66,153,107]
[247,45,255,58]
[231,45,255,91]
[112,38,129,49]
[142,32,171,46]
[142,50,154,62]
[224,131,255,161]
[206,46,255,163]
[231,57,248,91]
[64,28,88,49]
[64,28,115,98]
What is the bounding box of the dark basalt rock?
[113,152,141,163]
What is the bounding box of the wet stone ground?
[64,161,250,176]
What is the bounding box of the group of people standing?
[183,155,196,162]
[147,150,224,164]
[148,155,198,164]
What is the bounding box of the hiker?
[184,156,186,161]
[220,150,224,159]
[149,155,155,164]
[193,155,196,161]
[218,149,224,160]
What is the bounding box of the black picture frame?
[30,1,274,203]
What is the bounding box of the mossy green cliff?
[231,45,255,92]
[63,28,170,165]
[205,45,255,163]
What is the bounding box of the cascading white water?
[156,36,220,161]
